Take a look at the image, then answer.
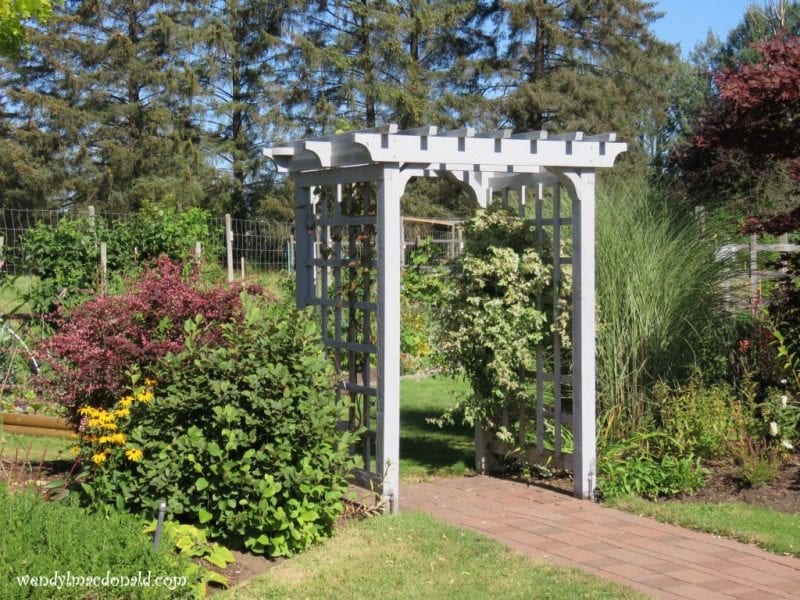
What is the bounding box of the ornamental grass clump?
[596,178,727,440]
[73,295,355,558]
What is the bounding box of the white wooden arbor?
[264,124,626,512]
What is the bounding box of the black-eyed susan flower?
[125,448,143,462]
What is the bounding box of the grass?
[0,484,194,599]
[606,495,800,557]
[0,274,37,314]
[0,430,74,462]
[400,375,474,481]
[226,511,643,600]
[596,178,726,438]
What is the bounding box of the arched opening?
[265,125,626,512]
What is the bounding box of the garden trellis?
[264,125,626,512]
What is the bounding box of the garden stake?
[153,501,167,551]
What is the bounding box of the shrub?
[73,295,355,557]
[13,206,220,313]
[400,240,449,373]
[17,217,125,312]
[655,379,752,460]
[37,258,262,421]
[0,485,193,600]
[435,209,560,427]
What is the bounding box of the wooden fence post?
[100,242,108,295]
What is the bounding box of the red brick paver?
[401,476,800,599]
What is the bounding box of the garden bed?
[687,454,800,514]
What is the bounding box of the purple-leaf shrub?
[37,257,268,421]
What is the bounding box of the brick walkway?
[401,476,800,599]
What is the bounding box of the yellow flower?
[136,389,154,404]
[97,432,125,445]
[125,448,143,462]
[91,452,107,465]
[99,422,118,431]
[144,378,156,387]
[69,446,80,456]
[118,396,134,408]
[114,407,130,418]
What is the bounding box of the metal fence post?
[225,214,234,283]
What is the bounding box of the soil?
[515,453,800,514]
[687,453,800,514]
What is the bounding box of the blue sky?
[652,0,760,57]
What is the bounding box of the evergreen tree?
[491,0,676,154]
[187,0,298,218]
[0,0,207,211]
[287,0,488,132]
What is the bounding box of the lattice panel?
[301,183,381,480]
[487,182,575,470]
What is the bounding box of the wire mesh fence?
[0,208,466,283]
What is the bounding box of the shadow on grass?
[400,406,473,477]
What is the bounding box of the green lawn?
[606,495,800,557]
[0,274,37,314]
[400,376,474,481]
[226,512,644,600]
[0,429,74,462]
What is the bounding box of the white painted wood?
[293,187,312,307]
[376,166,405,514]
[264,125,626,509]
[558,170,598,500]
[225,214,234,284]
[552,183,563,456]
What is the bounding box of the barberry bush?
[37,257,267,420]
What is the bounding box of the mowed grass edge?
[606,495,800,557]
[226,511,645,600]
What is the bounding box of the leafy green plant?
[143,521,233,595]
[72,294,356,557]
[14,217,122,311]
[598,433,709,500]
[435,208,562,431]
[730,436,783,488]
[11,206,221,313]
[655,378,751,460]
[400,241,450,373]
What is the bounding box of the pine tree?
[491,0,676,150]
[0,0,208,211]
[286,0,488,132]
[186,0,298,218]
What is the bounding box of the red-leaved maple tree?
[674,35,800,208]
